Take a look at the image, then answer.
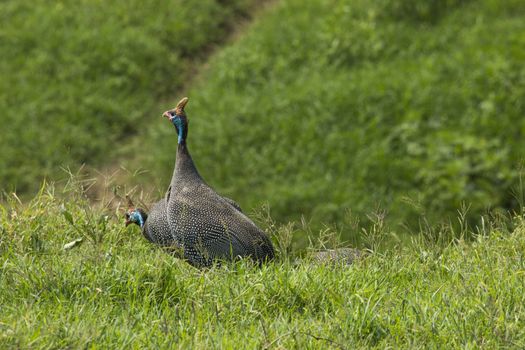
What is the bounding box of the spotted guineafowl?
[163,97,275,267]
[124,196,182,254]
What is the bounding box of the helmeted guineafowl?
[125,196,182,255]
[163,97,275,267]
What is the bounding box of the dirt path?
[87,0,278,208]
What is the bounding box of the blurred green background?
[2,0,525,232]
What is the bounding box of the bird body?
[141,200,171,246]
[125,197,179,250]
[164,98,274,267]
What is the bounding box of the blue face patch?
[131,211,144,228]
[171,116,185,144]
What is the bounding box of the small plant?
[59,169,121,247]
[61,206,109,246]
[361,209,388,253]
[253,203,296,261]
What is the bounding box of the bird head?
[124,196,147,228]
[162,97,189,144]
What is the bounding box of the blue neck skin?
[131,211,144,228]
[171,116,185,144]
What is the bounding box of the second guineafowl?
[125,195,182,254]
[163,97,275,267]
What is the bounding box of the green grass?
[4,1,525,348]
[3,0,525,231]
[2,185,525,348]
[0,0,257,193]
[134,0,525,230]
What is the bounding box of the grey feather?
[166,144,274,267]
[310,248,363,265]
[223,196,243,212]
[141,200,175,247]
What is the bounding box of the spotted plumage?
[311,248,363,265]
[125,197,182,255]
[164,97,275,267]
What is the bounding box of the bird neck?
[171,115,188,145]
[171,143,204,187]
[177,124,186,145]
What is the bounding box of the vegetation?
[1,185,525,348]
[2,1,525,347]
[2,0,525,230]
[135,0,525,230]
[0,0,257,193]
